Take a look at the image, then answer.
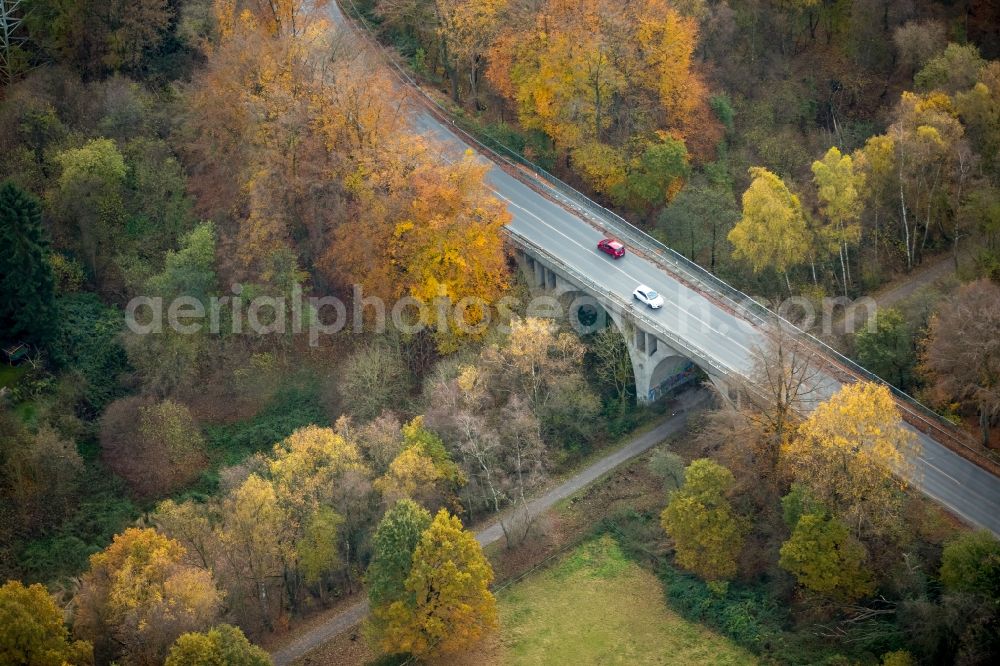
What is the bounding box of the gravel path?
[270,388,711,666]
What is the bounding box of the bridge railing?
[336,0,996,470]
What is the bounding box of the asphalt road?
[271,391,710,665]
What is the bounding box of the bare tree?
[922,279,1000,445]
[426,371,547,548]
[742,324,824,449]
[590,324,634,412]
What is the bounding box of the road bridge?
[331,0,1000,534]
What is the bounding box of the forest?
[1,0,999,665]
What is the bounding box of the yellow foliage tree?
[268,425,369,515]
[215,475,291,631]
[729,167,811,293]
[165,623,270,666]
[375,447,444,509]
[486,0,718,178]
[0,580,92,666]
[377,509,497,657]
[328,151,510,352]
[73,528,222,665]
[784,382,914,538]
[779,512,874,602]
[812,147,865,295]
[660,459,747,582]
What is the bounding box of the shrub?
[49,293,129,413]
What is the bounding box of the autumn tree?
[812,146,864,295]
[267,425,373,603]
[779,512,874,602]
[487,0,716,206]
[854,134,896,265]
[221,0,329,38]
[784,382,913,538]
[165,624,271,666]
[376,509,497,657]
[0,181,54,347]
[438,385,545,545]
[74,528,222,665]
[214,474,291,631]
[100,397,208,499]
[660,458,746,582]
[477,316,600,447]
[729,167,810,293]
[1,414,83,535]
[956,62,1000,175]
[921,279,1000,445]
[184,0,395,284]
[377,0,507,103]
[339,412,407,474]
[339,342,412,422]
[915,43,986,95]
[327,152,510,352]
[892,20,946,74]
[296,506,345,590]
[0,580,92,666]
[375,417,465,512]
[886,92,965,270]
[366,499,433,611]
[48,138,126,287]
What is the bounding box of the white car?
[633,285,665,309]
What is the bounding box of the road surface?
[271,390,710,665]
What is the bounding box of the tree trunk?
[839,241,849,297]
[899,175,912,270]
[710,224,717,274]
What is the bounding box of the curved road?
[271,391,710,665]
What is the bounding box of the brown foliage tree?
[921,279,1000,445]
[100,397,208,499]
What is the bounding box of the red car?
[597,238,626,259]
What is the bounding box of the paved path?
[270,389,710,665]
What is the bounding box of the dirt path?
[833,253,955,334]
[269,389,711,666]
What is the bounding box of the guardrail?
[335,0,998,472]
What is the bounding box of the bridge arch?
[514,249,708,404]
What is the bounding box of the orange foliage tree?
[486,0,718,210]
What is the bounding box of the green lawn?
[496,535,755,665]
